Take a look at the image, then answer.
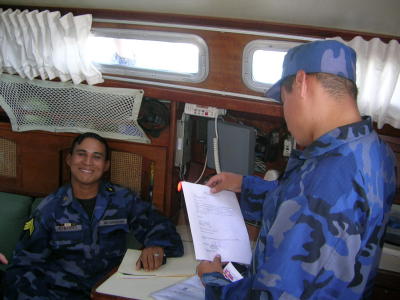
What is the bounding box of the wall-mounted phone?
[174,114,192,168]
[207,120,256,176]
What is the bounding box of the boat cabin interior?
[0,0,399,298]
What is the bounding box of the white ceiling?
[0,0,399,37]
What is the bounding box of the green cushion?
[31,197,44,212]
[126,234,142,250]
[0,192,33,271]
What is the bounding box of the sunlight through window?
[252,50,286,84]
[242,40,302,94]
[87,29,208,83]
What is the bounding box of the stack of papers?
[151,275,205,300]
[117,247,195,278]
[96,242,198,299]
[379,243,400,273]
[182,181,252,265]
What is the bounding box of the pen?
[118,272,155,279]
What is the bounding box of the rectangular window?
[242,40,302,93]
[88,28,209,83]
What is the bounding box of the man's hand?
[0,252,8,265]
[206,172,243,194]
[196,255,223,278]
[136,246,164,271]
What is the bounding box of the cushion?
[0,192,33,271]
[31,197,44,212]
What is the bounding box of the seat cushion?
[0,192,32,271]
[31,197,44,212]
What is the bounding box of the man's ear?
[66,153,72,167]
[295,70,308,98]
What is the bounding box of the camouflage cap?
[265,40,357,102]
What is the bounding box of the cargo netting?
[0,74,150,143]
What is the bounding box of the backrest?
[0,125,168,212]
[0,192,33,270]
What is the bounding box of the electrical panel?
[184,103,226,118]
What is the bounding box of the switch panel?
[184,103,226,118]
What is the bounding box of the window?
[88,28,209,83]
[242,40,302,93]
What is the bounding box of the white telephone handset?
[213,116,222,174]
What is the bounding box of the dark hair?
[315,73,358,100]
[281,75,296,94]
[70,132,110,160]
[281,73,358,100]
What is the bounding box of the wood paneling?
[0,123,170,214]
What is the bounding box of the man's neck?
[311,95,361,144]
[71,180,100,200]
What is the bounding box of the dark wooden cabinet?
[372,269,400,300]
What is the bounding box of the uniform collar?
[292,116,373,160]
[93,181,115,221]
[61,185,74,206]
[61,181,115,221]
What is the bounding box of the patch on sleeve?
[24,218,35,236]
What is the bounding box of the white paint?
[0,0,399,36]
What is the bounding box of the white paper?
[379,243,400,273]
[118,242,196,277]
[96,242,198,299]
[182,181,252,265]
[96,273,186,300]
[151,275,205,300]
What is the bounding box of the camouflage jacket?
[203,117,397,300]
[5,181,183,299]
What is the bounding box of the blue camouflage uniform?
[202,117,397,299]
[4,181,183,299]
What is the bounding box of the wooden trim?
[165,101,177,216]
[1,5,398,42]
[100,79,284,118]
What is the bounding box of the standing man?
[197,40,397,299]
[5,132,183,299]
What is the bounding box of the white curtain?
[333,36,400,129]
[0,8,103,85]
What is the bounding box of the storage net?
[0,74,150,143]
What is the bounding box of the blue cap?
[265,40,357,102]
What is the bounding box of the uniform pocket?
[98,223,129,257]
[51,229,84,250]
